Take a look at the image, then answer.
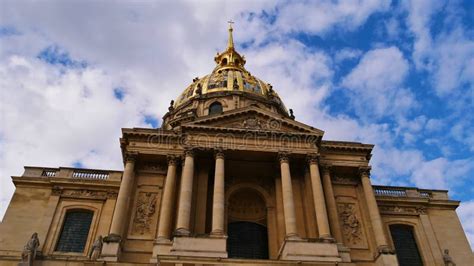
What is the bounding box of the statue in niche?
[21,232,40,266]
[89,235,103,260]
[443,249,456,266]
[339,204,362,244]
[233,78,239,90]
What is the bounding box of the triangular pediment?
[182,106,324,135]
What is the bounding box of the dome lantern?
[213,21,246,70]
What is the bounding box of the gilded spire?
[227,20,234,50]
[214,21,246,69]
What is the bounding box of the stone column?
[307,154,331,239]
[175,149,195,236]
[211,150,225,236]
[321,165,343,243]
[109,153,137,239]
[278,152,298,239]
[359,167,391,253]
[156,156,178,240]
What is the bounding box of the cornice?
[321,140,374,153]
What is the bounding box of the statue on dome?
[289,109,295,119]
[196,83,202,96]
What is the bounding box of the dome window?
[209,102,223,115]
[222,58,228,65]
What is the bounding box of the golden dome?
[174,23,283,109]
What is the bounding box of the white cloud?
[403,0,445,70]
[334,48,363,63]
[411,158,473,190]
[244,40,334,124]
[342,46,414,119]
[0,55,150,220]
[274,0,391,35]
[457,200,474,250]
[404,0,474,105]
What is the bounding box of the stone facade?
[0,25,472,266]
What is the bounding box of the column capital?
[278,152,290,163]
[214,149,225,160]
[124,152,138,163]
[358,166,371,177]
[306,153,320,165]
[320,163,332,172]
[166,155,179,166]
[183,147,195,158]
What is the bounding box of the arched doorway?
[227,189,269,259]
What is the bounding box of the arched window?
[221,58,227,65]
[56,210,93,253]
[390,224,423,266]
[209,102,223,115]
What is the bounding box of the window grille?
[390,224,423,266]
[55,210,93,253]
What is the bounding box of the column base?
[284,233,301,241]
[337,243,352,263]
[150,238,173,263]
[174,228,190,236]
[170,236,228,258]
[375,246,398,266]
[375,253,398,266]
[278,238,342,262]
[210,230,226,238]
[99,242,121,262]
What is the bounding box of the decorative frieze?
[331,175,358,185]
[379,205,427,216]
[131,192,158,235]
[139,163,167,173]
[51,186,117,199]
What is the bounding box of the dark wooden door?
[227,221,269,259]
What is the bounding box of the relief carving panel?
[337,202,368,249]
[129,191,159,238]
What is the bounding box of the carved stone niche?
[129,191,159,239]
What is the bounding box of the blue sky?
[0,0,473,248]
